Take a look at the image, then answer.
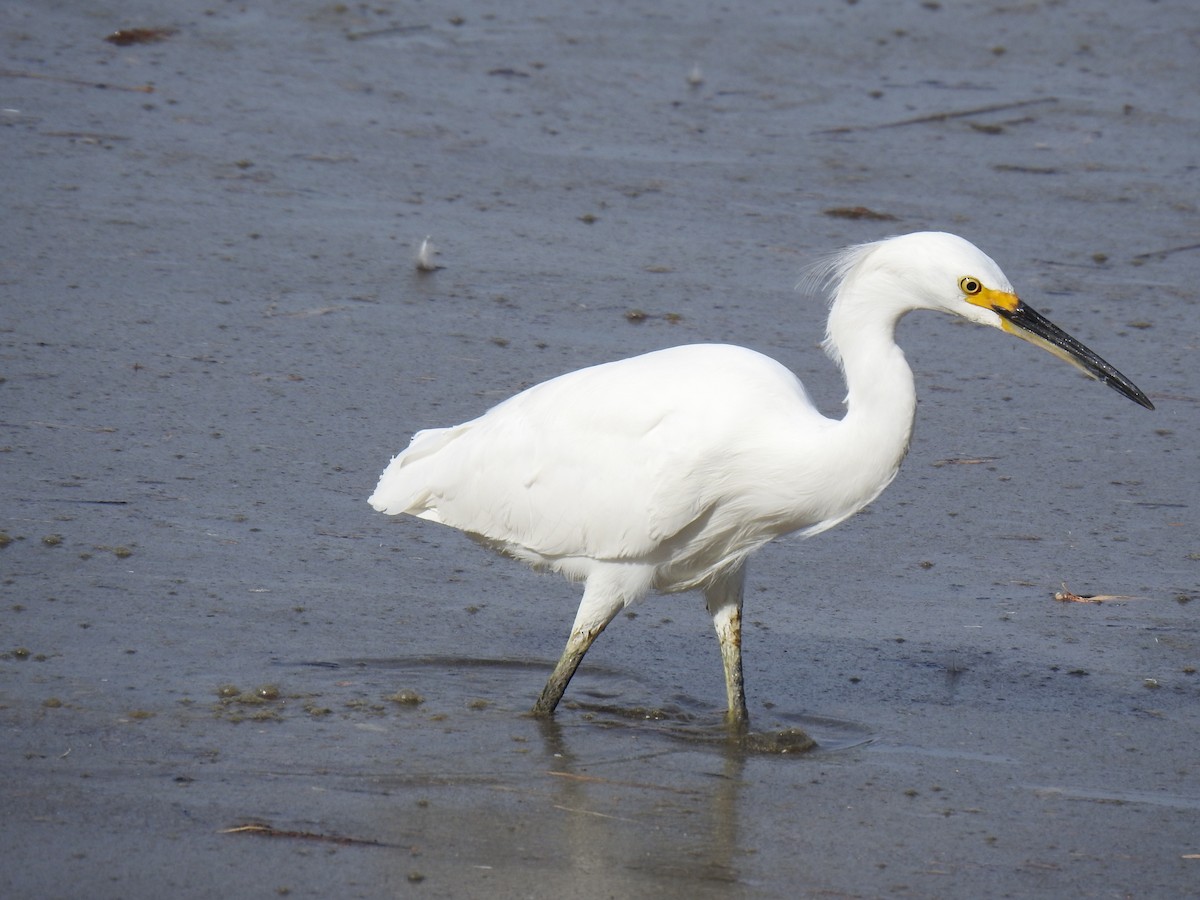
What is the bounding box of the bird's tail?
[367,426,464,519]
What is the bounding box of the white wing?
[369,344,828,567]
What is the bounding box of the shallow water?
[3,1,1198,897]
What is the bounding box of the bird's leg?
[532,626,601,717]
[706,565,749,731]
[532,577,627,717]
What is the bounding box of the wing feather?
[368,344,824,565]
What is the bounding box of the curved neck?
[826,289,919,476]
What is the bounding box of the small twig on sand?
[0,68,155,93]
[1132,242,1200,262]
[551,804,639,823]
[346,23,431,41]
[817,97,1057,134]
[220,823,392,847]
[1054,582,1142,604]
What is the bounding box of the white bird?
[369,232,1152,729]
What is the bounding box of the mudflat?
[3,2,1197,897]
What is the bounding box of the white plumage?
[369,231,1152,729]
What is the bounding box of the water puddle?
[291,656,875,757]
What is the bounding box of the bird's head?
[819,231,1154,410]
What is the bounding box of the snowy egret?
[369,232,1152,728]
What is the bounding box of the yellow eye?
[959,276,982,295]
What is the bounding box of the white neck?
[801,282,920,528]
[828,291,917,438]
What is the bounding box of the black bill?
[997,302,1154,410]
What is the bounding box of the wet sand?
[3,1,1198,897]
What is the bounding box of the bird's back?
[369,343,833,587]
